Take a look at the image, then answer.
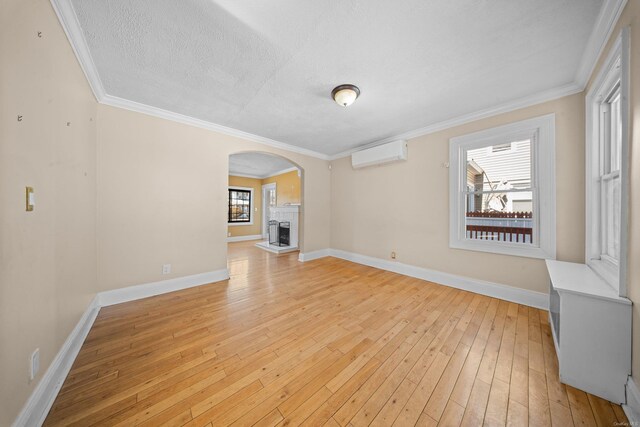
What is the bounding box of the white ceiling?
[229,152,296,178]
[69,0,603,156]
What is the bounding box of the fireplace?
[257,206,299,253]
[278,222,290,246]
[268,220,291,247]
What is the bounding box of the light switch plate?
[26,187,34,211]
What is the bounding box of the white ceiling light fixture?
[331,84,360,107]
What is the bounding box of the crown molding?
[328,82,582,160]
[50,0,330,161]
[264,166,299,178]
[229,173,265,180]
[52,0,624,163]
[100,95,331,160]
[328,0,626,161]
[574,0,628,88]
[229,166,299,180]
[50,0,105,100]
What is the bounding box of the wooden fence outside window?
[466,211,533,243]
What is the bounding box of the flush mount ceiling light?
[331,84,360,107]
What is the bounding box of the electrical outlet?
[228,232,231,237]
[162,264,171,275]
[29,348,40,381]
[391,251,397,260]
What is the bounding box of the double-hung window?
[228,187,253,225]
[586,28,630,294]
[449,115,556,259]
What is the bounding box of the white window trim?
[228,186,255,226]
[449,114,556,259]
[585,28,630,296]
[262,183,277,238]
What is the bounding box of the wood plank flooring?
[44,241,627,426]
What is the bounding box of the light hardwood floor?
[44,241,628,426]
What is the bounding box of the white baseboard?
[227,234,263,243]
[98,269,230,307]
[12,269,230,426]
[298,249,332,262]
[12,296,100,427]
[326,249,548,310]
[624,376,640,424]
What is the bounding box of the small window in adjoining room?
[586,28,630,295]
[449,115,556,259]
[228,188,253,224]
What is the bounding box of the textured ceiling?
[229,152,296,178]
[71,0,602,156]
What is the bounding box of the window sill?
[450,239,555,260]
[546,260,629,304]
[587,259,619,292]
[228,222,254,227]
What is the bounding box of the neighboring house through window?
[228,187,253,225]
[586,28,630,295]
[449,114,556,259]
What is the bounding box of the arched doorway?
[227,151,304,257]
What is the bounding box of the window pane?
[609,88,622,173]
[466,139,532,191]
[604,176,621,260]
[228,189,251,222]
[465,190,533,244]
[598,84,621,262]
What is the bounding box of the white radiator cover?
[351,140,407,169]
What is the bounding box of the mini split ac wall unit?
[351,140,408,169]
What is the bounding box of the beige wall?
[228,175,263,237]
[0,0,98,424]
[262,169,302,205]
[588,0,640,388]
[96,104,331,292]
[331,93,585,294]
